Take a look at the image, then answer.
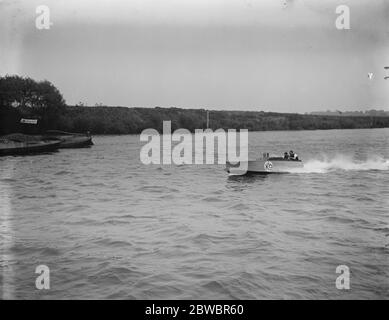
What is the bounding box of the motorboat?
[44,130,94,148]
[0,137,61,156]
[226,152,303,175]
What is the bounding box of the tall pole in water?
[206,110,210,129]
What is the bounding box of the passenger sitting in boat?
[289,150,299,160]
[284,152,289,159]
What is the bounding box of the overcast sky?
[0,0,388,112]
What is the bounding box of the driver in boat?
[284,152,289,159]
[289,150,299,160]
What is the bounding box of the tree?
[0,75,66,132]
[0,75,65,109]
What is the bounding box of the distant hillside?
[2,104,389,135]
[310,110,389,117]
[28,105,389,134]
[2,76,389,135]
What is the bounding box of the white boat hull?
[226,159,303,175]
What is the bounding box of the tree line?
[1,75,388,135]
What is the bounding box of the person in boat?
[289,150,299,160]
[284,152,289,159]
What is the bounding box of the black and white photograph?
[0,0,388,305]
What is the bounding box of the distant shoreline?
[2,105,389,135]
[89,126,389,136]
[1,75,388,135]
[52,105,389,135]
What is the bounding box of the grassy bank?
[2,105,389,135]
[47,105,389,134]
[2,76,388,135]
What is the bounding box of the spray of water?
[289,154,389,174]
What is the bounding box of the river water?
[1,128,388,299]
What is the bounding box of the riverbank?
[2,104,389,135]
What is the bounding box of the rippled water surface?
[1,128,388,299]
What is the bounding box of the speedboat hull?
[55,135,93,148]
[226,158,303,175]
[0,140,61,156]
[44,131,93,148]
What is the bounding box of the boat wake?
[288,155,389,174]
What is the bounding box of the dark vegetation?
[1,75,388,135]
